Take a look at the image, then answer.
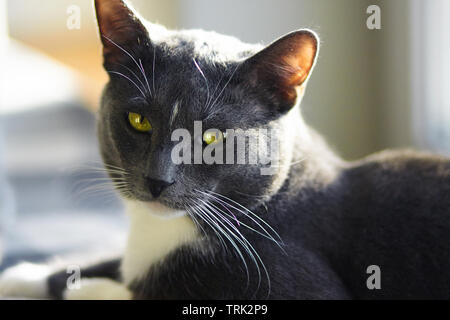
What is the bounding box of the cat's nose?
[145,178,175,198]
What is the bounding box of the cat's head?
[94,0,319,216]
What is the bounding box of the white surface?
[0,262,51,299]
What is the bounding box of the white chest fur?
[121,201,199,285]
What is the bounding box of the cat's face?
[95,0,318,215]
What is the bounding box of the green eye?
[128,112,152,133]
[203,130,224,145]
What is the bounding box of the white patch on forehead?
[170,100,180,127]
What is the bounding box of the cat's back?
[335,150,450,298]
[346,149,450,204]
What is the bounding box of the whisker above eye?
[207,63,241,113]
[193,58,211,112]
[115,63,149,97]
[139,58,152,98]
[152,48,156,95]
[203,71,226,116]
[107,70,147,99]
[102,35,152,98]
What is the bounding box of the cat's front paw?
[0,262,51,299]
[63,278,132,300]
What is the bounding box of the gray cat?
[1,0,449,299]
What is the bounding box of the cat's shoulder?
[342,149,450,198]
[350,149,450,176]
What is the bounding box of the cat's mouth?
[114,182,190,211]
[152,197,189,211]
[127,190,193,211]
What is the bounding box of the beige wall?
[6,0,178,109]
[375,0,414,149]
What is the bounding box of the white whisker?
[197,190,284,251]
[102,35,152,98]
[107,71,147,99]
[208,63,240,112]
[200,199,264,293]
[193,58,211,111]
[116,63,149,96]
[139,58,152,97]
[189,202,229,253]
[152,48,156,94]
[195,201,250,286]
[206,190,284,245]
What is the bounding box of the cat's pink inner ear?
[280,35,317,87]
[251,30,319,105]
[94,0,148,64]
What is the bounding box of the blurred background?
[0,0,449,269]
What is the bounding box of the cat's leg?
[62,278,131,300]
[49,258,132,300]
[0,262,53,299]
[130,244,351,299]
[0,257,126,299]
[48,258,124,299]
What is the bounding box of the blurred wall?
[6,0,417,160]
[0,0,6,40]
[376,0,414,149]
[6,0,178,110]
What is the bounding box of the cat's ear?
[94,0,150,67]
[243,30,319,112]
